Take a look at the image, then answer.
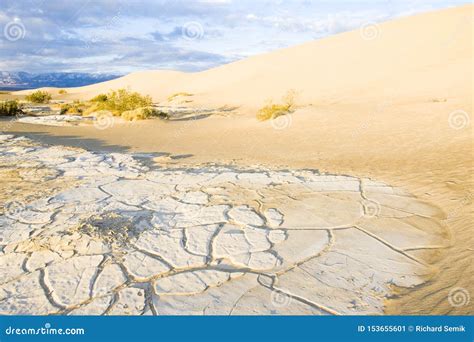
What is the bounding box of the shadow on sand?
[6,130,194,165]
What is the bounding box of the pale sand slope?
[8,5,473,314]
[16,5,472,110]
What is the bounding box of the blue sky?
[0,0,469,74]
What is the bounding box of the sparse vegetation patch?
[88,89,152,116]
[0,100,23,116]
[121,107,169,121]
[25,90,52,104]
[256,90,297,121]
[60,102,85,115]
[90,94,108,102]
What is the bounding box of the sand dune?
[7,5,473,315]
[17,4,472,110]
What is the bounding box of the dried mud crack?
[0,134,449,315]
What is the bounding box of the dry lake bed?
[0,134,448,315]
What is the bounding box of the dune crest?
[17,5,472,110]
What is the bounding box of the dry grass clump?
[256,90,297,121]
[25,90,52,104]
[58,89,67,95]
[90,94,108,103]
[84,89,170,121]
[38,89,167,121]
[256,103,292,121]
[60,102,85,115]
[121,107,169,121]
[0,100,23,116]
[121,107,154,121]
[87,89,152,116]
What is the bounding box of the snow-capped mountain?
[0,71,121,90]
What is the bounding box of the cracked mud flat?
[0,134,448,315]
[17,115,91,127]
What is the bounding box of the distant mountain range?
[0,71,121,90]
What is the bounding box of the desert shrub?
[58,89,67,95]
[256,90,296,121]
[90,94,108,102]
[121,107,153,121]
[90,89,152,116]
[85,94,109,115]
[256,103,291,121]
[121,107,169,121]
[167,92,193,102]
[60,102,84,115]
[25,90,52,103]
[81,103,98,116]
[0,100,23,116]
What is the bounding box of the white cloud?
[0,0,469,73]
